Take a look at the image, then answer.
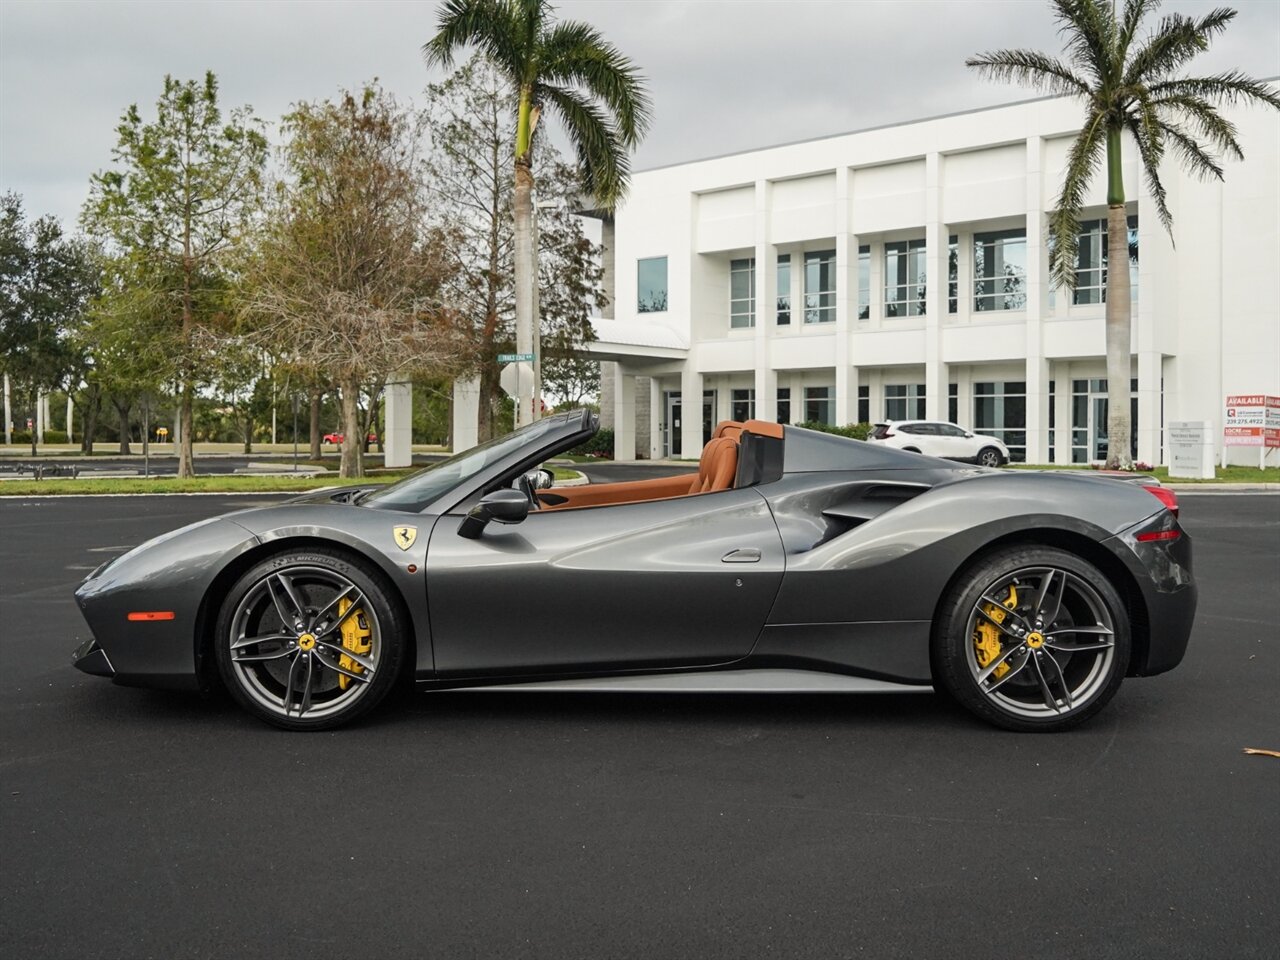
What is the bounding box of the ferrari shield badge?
[393,525,418,551]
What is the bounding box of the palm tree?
[967,0,1278,468]
[424,0,651,427]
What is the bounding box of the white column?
[451,377,480,453]
[923,153,947,419]
[649,378,662,459]
[849,364,862,424]
[1024,137,1050,464]
[1054,365,1073,465]
[2,373,10,444]
[834,167,855,426]
[66,395,73,443]
[36,390,45,445]
[1137,350,1161,465]
[869,240,884,331]
[383,380,413,468]
[754,179,776,423]
[680,365,702,459]
[613,367,636,462]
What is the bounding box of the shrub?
[793,421,872,441]
[43,429,69,444]
[569,427,614,458]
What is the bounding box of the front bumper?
[72,637,115,678]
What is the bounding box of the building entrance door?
[663,391,681,458]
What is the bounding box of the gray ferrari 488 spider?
[73,410,1195,732]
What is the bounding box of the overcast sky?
[2,0,1277,228]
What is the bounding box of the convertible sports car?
[72,410,1196,732]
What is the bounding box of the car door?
[425,487,786,678]
[932,422,971,459]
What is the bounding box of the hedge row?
[792,421,873,441]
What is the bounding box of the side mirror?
[964,432,974,439]
[528,468,555,490]
[458,488,530,539]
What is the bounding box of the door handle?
[721,548,761,563]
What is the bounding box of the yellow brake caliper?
[973,584,1018,679]
[336,597,372,690]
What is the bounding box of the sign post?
[499,355,538,422]
[1223,394,1280,469]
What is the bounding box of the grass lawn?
[0,465,584,496]
[1010,463,1279,483]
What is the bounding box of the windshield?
[362,413,577,511]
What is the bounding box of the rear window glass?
[871,424,892,439]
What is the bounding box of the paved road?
[1,493,1276,959]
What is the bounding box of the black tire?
[213,548,408,731]
[932,545,1130,732]
[977,446,1004,468]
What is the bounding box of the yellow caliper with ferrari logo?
[336,597,372,690]
[973,584,1018,679]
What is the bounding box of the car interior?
[533,419,785,511]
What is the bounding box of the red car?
[323,432,377,444]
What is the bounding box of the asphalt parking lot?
[1,492,1276,959]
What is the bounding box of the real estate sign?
[1223,395,1280,448]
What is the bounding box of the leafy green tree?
[0,193,99,454]
[424,0,650,427]
[967,0,1279,468]
[423,57,603,440]
[242,84,467,478]
[83,72,267,476]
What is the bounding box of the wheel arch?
[928,527,1150,680]
[193,535,419,693]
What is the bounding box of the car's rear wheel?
[932,546,1130,732]
[213,549,407,730]
[977,446,1004,467]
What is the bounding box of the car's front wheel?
[977,446,1004,467]
[932,546,1130,732]
[213,549,407,730]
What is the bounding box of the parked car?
[72,411,1194,733]
[323,432,377,444]
[870,420,1010,467]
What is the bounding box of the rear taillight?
[1145,485,1179,517]
[881,431,895,438]
[1136,529,1181,543]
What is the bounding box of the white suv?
[869,420,1010,467]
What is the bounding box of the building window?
[730,257,755,329]
[973,230,1027,312]
[1074,216,1139,305]
[776,254,791,326]
[804,249,836,324]
[948,383,958,424]
[885,239,926,317]
[637,256,668,313]
[1048,380,1056,463]
[948,235,958,314]
[777,387,791,425]
[857,245,870,321]
[1072,377,1139,462]
[857,385,870,424]
[885,384,926,420]
[974,380,1027,462]
[804,386,833,425]
[731,388,755,422]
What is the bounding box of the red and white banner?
[1224,395,1280,448]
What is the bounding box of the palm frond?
[1128,98,1174,236]
[1151,93,1243,161]
[1147,71,1280,110]
[539,83,628,209]
[1048,108,1109,291]
[1052,0,1117,86]
[1118,0,1159,62]
[538,20,652,145]
[1159,119,1226,182]
[964,49,1091,97]
[423,0,524,78]
[1124,8,1235,85]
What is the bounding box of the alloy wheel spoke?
[983,651,1030,694]
[1044,638,1113,654]
[231,632,294,651]
[1039,650,1074,710]
[1030,651,1063,713]
[281,650,303,715]
[1032,569,1063,626]
[267,574,306,630]
[310,585,365,636]
[1045,624,1113,638]
[315,638,376,674]
[974,600,1025,637]
[298,654,315,715]
[313,647,374,684]
[977,641,1026,683]
[233,645,296,663]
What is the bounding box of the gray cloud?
[2,0,1277,226]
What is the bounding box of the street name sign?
[497,353,534,363]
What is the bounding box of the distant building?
[573,86,1278,465]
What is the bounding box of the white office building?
[580,88,1278,466]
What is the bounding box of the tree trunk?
[309,388,322,461]
[242,410,253,455]
[1103,128,1133,470]
[513,154,535,429]
[81,384,99,455]
[338,377,363,479]
[178,383,195,477]
[116,400,132,455]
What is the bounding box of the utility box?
[1168,421,1214,479]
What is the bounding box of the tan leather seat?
[689,436,739,494]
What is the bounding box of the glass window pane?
[637,256,668,313]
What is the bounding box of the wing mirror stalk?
[458,488,530,539]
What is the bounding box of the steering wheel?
[517,472,541,510]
